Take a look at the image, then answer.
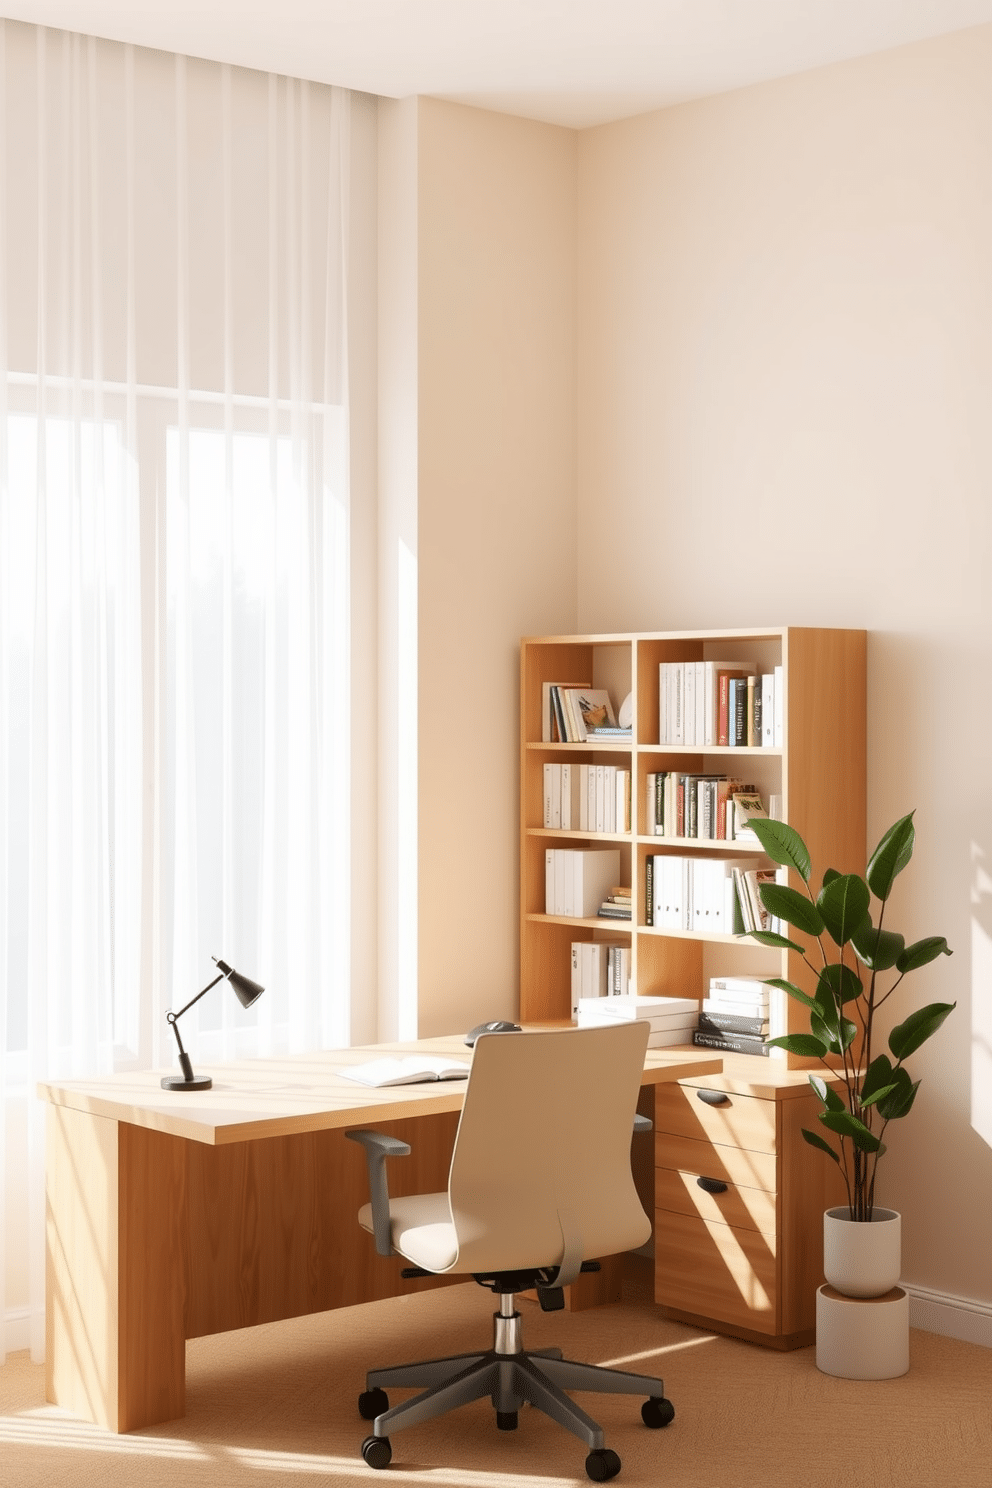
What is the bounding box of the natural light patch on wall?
[972,841,992,1148]
[395,537,418,1041]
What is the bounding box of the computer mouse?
[464,1020,522,1047]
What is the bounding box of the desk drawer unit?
[653,1063,846,1350]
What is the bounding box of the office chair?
[346,1022,674,1483]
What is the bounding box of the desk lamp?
[162,956,265,1091]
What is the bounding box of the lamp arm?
[168,971,227,1024]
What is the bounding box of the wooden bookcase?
[519,626,865,1346]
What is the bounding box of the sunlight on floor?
[0,1407,207,1458]
[226,1447,573,1484]
[597,1331,718,1369]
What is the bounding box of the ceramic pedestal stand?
[816,1207,909,1379]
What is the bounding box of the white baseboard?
[2,1308,31,1356]
[904,1283,992,1349]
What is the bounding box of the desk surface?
[38,1031,722,1145]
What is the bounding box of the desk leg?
[46,1106,187,1431]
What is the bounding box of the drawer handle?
[696,1176,729,1195]
[696,1088,731,1106]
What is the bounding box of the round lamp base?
[161,1074,213,1091]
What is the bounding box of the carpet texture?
[2,1267,990,1487]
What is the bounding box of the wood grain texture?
[778,1089,847,1335]
[118,1123,187,1429]
[655,1167,777,1237]
[655,1131,777,1192]
[185,1111,461,1338]
[45,1104,120,1429]
[654,1083,778,1155]
[655,1208,778,1335]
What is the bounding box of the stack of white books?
[576,994,699,1047]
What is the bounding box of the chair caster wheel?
[496,1410,518,1430]
[362,1435,392,1469]
[641,1395,675,1428]
[585,1447,621,1481]
[359,1387,390,1421]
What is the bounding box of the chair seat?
[359,1191,461,1272]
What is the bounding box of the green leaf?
[820,1110,882,1152]
[866,813,916,902]
[888,1002,956,1061]
[802,1127,841,1163]
[817,874,871,947]
[896,937,952,973]
[876,1075,920,1121]
[810,1010,857,1055]
[859,1055,895,1103]
[763,977,817,1010]
[758,884,824,937]
[743,818,811,881]
[822,868,841,886]
[860,1083,899,1108]
[810,1075,846,1112]
[765,1033,829,1058]
[852,920,905,971]
[818,963,865,1005]
[746,930,806,953]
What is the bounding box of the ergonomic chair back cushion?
[374,1023,652,1277]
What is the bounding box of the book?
[692,1030,769,1058]
[585,994,699,1019]
[698,1010,769,1036]
[731,791,767,843]
[586,726,632,739]
[543,681,588,742]
[340,1055,471,1087]
[562,687,617,741]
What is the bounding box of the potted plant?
[744,811,953,1299]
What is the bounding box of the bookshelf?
[519,627,864,1347]
[519,626,866,1044]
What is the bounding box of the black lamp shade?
[228,967,264,1009]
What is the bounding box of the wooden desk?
[39,1033,720,1432]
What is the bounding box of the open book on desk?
[339,1055,471,1088]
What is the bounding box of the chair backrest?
[443,1022,652,1276]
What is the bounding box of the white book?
[761,673,776,748]
[555,849,567,915]
[709,975,770,998]
[605,765,617,833]
[774,664,784,747]
[571,942,582,1019]
[684,662,696,746]
[672,663,684,745]
[579,764,591,832]
[570,848,621,919]
[545,849,555,915]
[340,1055,470,1087]
[694,661,706,747]
[647,1027,698,1047]
[704,996,769,1016]
[659,663,669,744]
[646,773,658,835]
[580,994,699,1019]
[560,762,581,832]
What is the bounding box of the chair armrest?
[633,1113,653,1134]
[345,1129,411,1256]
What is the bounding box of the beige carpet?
[2,1267,990,1488]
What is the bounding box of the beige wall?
[415,98,578,1035]
[575,27,992,1307]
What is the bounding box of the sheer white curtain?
[0,21,363,1360]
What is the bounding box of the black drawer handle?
[696,1176,729,1195]
[696,1088,731,1106]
